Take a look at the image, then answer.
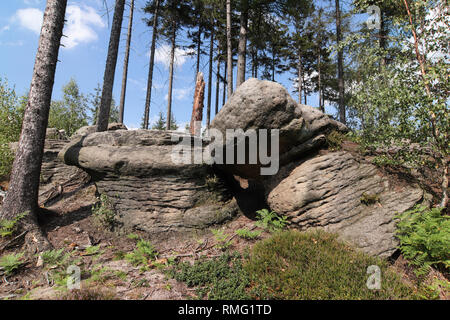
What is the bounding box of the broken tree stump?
[190,72,205,136]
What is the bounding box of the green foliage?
[151,111,178,131]
[245,230,416,299]
[92,194,117,230]
[125,239,158,269]
[255,209,287,232]
[235,228,262,240]
[0,211,28,238]
[0,252,24,276]
[39,248,71,268]
[88,83,119,125]
[360,192,380,206]
[326,130,345,151]
[395,205,450,277]
[0,78,25,178]
[48,79,89,137]
[211,228,232,251]
[167,252,251,300]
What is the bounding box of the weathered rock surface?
[59,130,238,233]
[266,151,426,257]
[71,122,128,139]
[210,78,347,178]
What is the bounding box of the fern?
[395,205,450,277]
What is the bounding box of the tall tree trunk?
[119,0,134,124]
[226,0,233,98]
[97,0,125,132]
[335,0,345,124]
[222,59,227,106]
[215,57,220,115]
[379,10,386,67]
[166,25,176,130]
[144,0,160,129]
[222,61,228,106]
[0,0,67,252]
[318,52,323,112]
[195,22,202,84]
[297,50,303,104]
[190,72,205,136]
[236,0,248,88]
[207,27,214,127]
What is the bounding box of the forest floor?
[0,140,448,300]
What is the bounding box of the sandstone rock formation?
[71,122,128,139]
[59,130,238,234]
[266,151,426,257]
[210,78,347,178]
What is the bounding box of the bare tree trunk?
[190,72,205,136]
[215,57,220,115]
[207,28,214,127]
[119,0,134,124]
[166,26,176,130]
[144,0,160,129]
[97,0,125,132]
[335,0,345,124]
[222,59,227,106]
[196,25,202,79]
[226,0,233,98]
[236,0,248,88]
[0,0,67,252]
[318,53,323,113]
[298,50,303,104]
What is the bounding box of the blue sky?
[0,0,353,130]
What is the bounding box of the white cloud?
[14,8,43,34]
[154,44,194,69]
[62,5,105,49]
[164,87,192,101]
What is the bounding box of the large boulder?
[210,78,346,179]
[59,130,238,234]
[266,151,427,257]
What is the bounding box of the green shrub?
[211,229,232,251]
[395,205,450,277]
[0,211,28,238]
[326,130,345,151]
[360,192,380,206]
[0,252,25,276]
[255,209,287,233]
[235,228,262,240]
[92,194,117,230]
[244,230,416,299]
[125,239,157,269]
[167,252,250,300]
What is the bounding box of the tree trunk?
[118,0,134,124]
[379,10,386,67]
[0,0,67,252]
[97,0,125,132]
[335,0,345,124]
[207,27,214,127]
[298,50,303,104]
[226,0,233,98]
[215,57,220,115]
[190,72,205,136]
[236,0,248,88]
[144,0,160,129]
[318,52,323,112]
[166,26,176,130]
[196,25,202,78]
[223,59,227,106]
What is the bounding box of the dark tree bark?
[97,0,125,132]
[144,0,160,129]
[226,0,233,98]
[223,59,227,106]
[335,0,345,124]
[297,50,303,104]
[119,0,134,124]
[215,57,220,115]
[0,0,67,252]
[236,0,248,88]
[207,27,214,127]
[166,25,176,130]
